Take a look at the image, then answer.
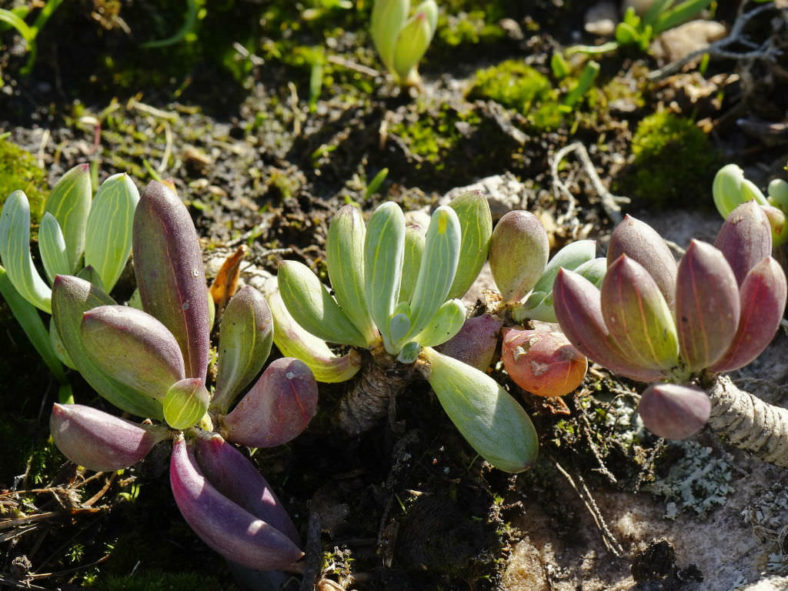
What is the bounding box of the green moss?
[0,139,47,220]
[390,101,481,167]
[437,10,506,47]
[618,111,722,208]
[467,60,565,131]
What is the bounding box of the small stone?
[440,173,529,220]
[652,20,727,65]
[585,2,618,36]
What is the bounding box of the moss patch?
[617,111,722,208]
[0,139,47,220]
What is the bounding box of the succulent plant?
[274,193,539,472]
[553,204,787,444]
[370,0,437,86]
[712,163,788,246]
[0,164,139,397]
[48,180,317,571]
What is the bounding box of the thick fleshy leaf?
[553,269,663,382]
[501,328,587,397]
[52,275,163,418]
[213,286,274,413]
[327,205,377,345]
[438,313,502,371]
[49,316,75,370]
[638,383,711,440]
[133,181,211,381]
[447,191,492,299]
[675,241,740,371]
[607,214,677,309]
[413,298,466,348]
[81,305,185,400]
[84,173,139,292]
[193,433,300,544]
[0,266,65,381]
[269,290,362,383]
[223,358,318,448]
[0,190,52,312]
[601,255,680,372]
[489,211,549,303]
[399,210,429,303]
[278,260,367,348]
[370,0,409,71]
[170,436,304,570]
[38,213,70,284]
[713,201,772,286]
[389,309,411,345]
[712,164,768,219]
[396,340,421,363]
[364,201,405,349]
[163,378,210,430]
[534,240,597,295]
[404,206,461,341]
[50,403,167,471]
[421,347,539,473]
[44,164,92,272]
[709,257,787,373]
[392,0,437,81]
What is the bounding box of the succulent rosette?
[273,192,540,473]
[48,180,317,571]
[553,203,787,439]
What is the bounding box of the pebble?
[652,20,727,64]
[585,1,618,36]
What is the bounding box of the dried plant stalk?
[706,375,788,467]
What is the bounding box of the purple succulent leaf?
[194,432,300,544]
[133,181,210,381]
[212,286,274,414]
[81,305,185,401]
[50,403,168,471]
[437,313,502,372]
[601,255,680,372]
[223,358,318,448]
[638,383,711,440]
[489,211,549,302]
[708,256,787,373]
[52,275,163,419]
[607,214,678,309]
[675,241,740,371]
[713,201,772,286]
[170,435,304,570]
[553,269,663,382]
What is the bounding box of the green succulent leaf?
[81,305,186,401]
[84,173,139,292]
[413,298,466,348]
[212,286,274,413]
[269,289,362,383]
[396,341,421,364]
[405,206,461,342]
[489,211,549,303]
[0,266,65,381]
[38,213,70,285]
[0,190,52,312]
[421,347,539,473]
[44,164,92,272]
[326,205,377,345]
[163,378,210,430]
[601,255,680,372]
[392,0,437,81]
[399,211,428,303]
[447,191,492,299]
[278,260,367,348]
[370,0,409,72]
[52,275,163,418]
[49,317,76,370]
[389,312,411,345]
[365,202,406,350]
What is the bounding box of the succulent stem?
[705,374,788,467]
[336,345,415,435]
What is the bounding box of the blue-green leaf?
[0,190,52,312]
[414,298,466,348]
[447,192,492,299]
[38,212,70,284]
[364,202,405,350]
[44,164,92,272]
[85,173,139,292]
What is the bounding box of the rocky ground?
[0,0,786,589]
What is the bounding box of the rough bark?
[706,375,788,467]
